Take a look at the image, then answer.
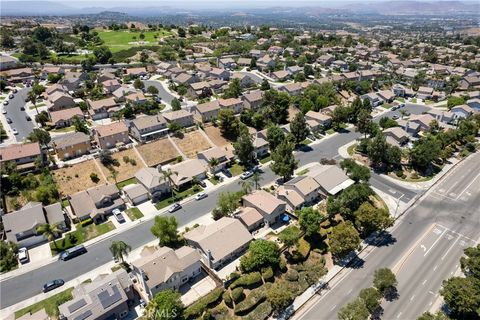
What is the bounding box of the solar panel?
[68,298,87,313]
[98,285,122,309]
[73,309,92,320]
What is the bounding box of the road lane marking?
[442,235,460,260]
[410,295,415,302]
[433,265,438,271]
[422,279,427,285]
[425,228,447,257]
[455,171,480,200]
[329,305,337,311]
[397,312,403,319]
[435,224,478,243]
[420,245,426,252]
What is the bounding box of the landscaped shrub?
[90,172,99,183]
[411,172,419,180]
[292,237,311,262]
[230,272,262,289]
[244,301,273,320]
[286,269,299,282]
[395,170,403,178]
[222,290,233,308]
[184,287,224,319]
[231,287,245,303]
[80,218,93,227]
[261,267,274,282]
[279,256,287,273]
[234,284,271,315]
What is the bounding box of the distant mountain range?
[1,1,478,16]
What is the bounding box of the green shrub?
[244,301,273,320]
[279,257,287,273]
[90,172,99,183]
[292,238,311,262]
[80,218,93,227]
[223,290,233,308]
[261,267,274,282]
[286,269,299,282]
[122,156,130,163]
[395,170,403,177]
[230,272,262,289]
[184,287,224,319]
[234,284,271,315]
[411,172,419,180]
[231,287,245,303]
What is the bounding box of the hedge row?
[261,267,274,282]
[230,271,262,289]
[223,287,245,308]
[244,301,273,320]
[234,283,271,315]
[184,287,224,319]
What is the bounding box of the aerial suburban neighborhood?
[0,1,479,320]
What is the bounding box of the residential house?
[131,246,202,301]
[45,92,76,112]
[237,57,252,67]
[1,67,34,82]
[134,167,171,201]
[129,115,168,142]
[219,58,236,69]
[58,269,133,320]
[307,164,355,197]
[188,81,213,99]
[361,92,382,107]
[69,184,125,223]
[242,190,286,226]
[417,86,434,100]
[451,104,475,119]
[253,135,269,159]
[305,111,332,131]
[44,83,69,97]
[193,101,221,123]
[93,121,130,149]
[125,91,147,105]
[49,107,84,128]
[163,110,195,128]
[184,217,253,270]
[277,176,321,211]
[219,98,244,114]
[317,54,334,66]
[197,147,234,173]
[383,127,409,147]
[392,84,406,97]
[242,90,263,110]
[122,184,149,205]
[0,142,44,170]
[59,71,87,91]
[467,98,480,111]
[173,73,196,85]
[235,207,264,232]
[271,70,290,81]
[102,79,121,94]
[168,159,207,189]
[112,86,136,102]
[256,55,275,70]
[87,97,118,120]
[409,114,436,132]
[279,82,308,96]
[40,66,65,80]
[377,90,396,103]
[209,68,230,81]
[249,49,265,58]
[231,73,255,88]
[125,67,147,78]
[397,119,421,136]
[0,55,18,71]
[427,109,455,124]
[52,132,91,160]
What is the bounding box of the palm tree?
[110,168,118,184]
[399,109,407,119]
[162,169,176,200]
[207,158,220,174]
[252,172,263,190]
[37,223,61,250]
[27,90,39,115]
[109,240,131,263]
[239,180,253,194]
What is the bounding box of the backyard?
[53,160,106,196]
[172,130,213,158]
[96,29,172,52]
[203,125,233,148]
[97,148,146,183]
[136,138,180,166]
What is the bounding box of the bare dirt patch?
[203,125,233,148]
[98,148,146,183]
[288,105,300,122]
[172,130,212,158]
[137,138,180,166]
[53,160,106,196]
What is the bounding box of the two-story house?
[133,167,171,201]
[0,142,44,171]
[87,97,119,120]
[163,110,195,128]
[129,115,168,142]
[52,132,91,160]
[93,122,130,149]
[197,147,234,173]
[242,190,286,226]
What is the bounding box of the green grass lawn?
[296,168,309,176]
[259,154,271,164]
[96,29,172,52]
[51,126,75,133]
[347,143,357,156]
[155,185,203,210]
[229,163,245,176]
[51,222,115,254]
[326,128,335,135]
[116,177,137,189]
[411,98,417,103]
[15,288,73,318]
[61,199,70,208]
[208,176,221,185]
[126,207,144,221]
[425,100,435,105]
[382,103,392,109]
[396,97,405,103]
[29,103,46,109]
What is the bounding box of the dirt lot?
[172,130,213,158]
[203,125,233,148]
[53,159,106,196]
[98,148,146,183]
[137,138,180,166]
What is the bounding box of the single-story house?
[49,107,84,128]
[307,164,355,197]
[277,176,321,211]
[235,207,264,232]
[167,159,207,189]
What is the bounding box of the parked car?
[6,117,12,124]
[222,169,232,178]
[18,247,29,264]
[392,115,399,120]
[20,106,25,111]
[240,171,253,180]
[9,94,14,99]
[112,209,125,223]
[2,108,7,114]
[43,279,64,293]
[26,115,31,121]
[59,245,87,261]
[3,100,8,105]
[195,192,207,201]
[168,203,182,213]
[12,128,18,135]
[13,88,18,93]
[198,180,207,188]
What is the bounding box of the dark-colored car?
[59,245,87,261]
[6,117,12,124]
[20,106,25,111]
[26,115,31,121]
[43,279,64,293]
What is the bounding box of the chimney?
[207,249,213,268]
[405,121,409,132]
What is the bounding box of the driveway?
[143,80,176,105]
[2,87,35,141]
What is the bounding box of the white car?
[195,192,207,201]
[12,128,18,135]
[240,171,253,180]
[112,209,125,223]
[18,247,29,264]
[168,203,182,213]
[2,108,6,114]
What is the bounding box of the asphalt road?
[2,88,34,141]
[295,152,480,320]
[0,103,428,308]
[143,80,176,105]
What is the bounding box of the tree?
[239,180,253,194]
[418,311,451,320]
[298,207,325,237]
[109,240,131,263]
[379,117,398,130]
[251,172,262,190]
[260,78,270,91]
[0,241,18,273]
[213,191,242,220]
[267,282,294,314]
[367,133,389,169]
[133,78,145,90]
[233,129,255,165]
[36,224,61,250]
[27,90,39,115]
[73,116,89,134]
[28,128,51,147]
[171,98,181,111]
[162,169,175,200]
[354,202,393,237]
[410,135,441,172]
[167,122,182,134]
[93,46,113,64]
[358,287,381,314]
[337,297,369,320]
[99,149,115,166]
[146,289,184,320]
[278,225,301,252]
[270,140,298,182]
[460,245,480,279]
[263,90,290,124]
[218,109,237,137]
[151,216,180,247]
[373,268,397,295]
[223,78,242,98]
[147,85,159,96]
[440,276,480,318]
[329,221,361,258]
[340,159,371,183]
[266,125,285,151]
[35,111,49,126]
[240,239,280,273]
[177,28,186,37]
[207,158,220,174]
[290,112,309,145]
[356,109,373,138]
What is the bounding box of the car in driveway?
[2,108,6,114]
[20,106,25,111]
[112,209,125,223]
[240,171,253,180]
[168,203,182,213]
[392,115,399,120]
[12,88,18,93]
[43,279,64,293]
[12,128,18,135]
[18,247,29,264]
[195,192,207,201]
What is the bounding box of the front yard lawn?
[259,155,272,164]
[396,97,405,103]
[209,176,221,185]
[382,103,392,109]
[51,221,115,254]
[116,177,137,189]
[229,163,245,176]
[15,287,73,318]
[126,207,144,221]
[155,185,203,210]
[326,128,335,135]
